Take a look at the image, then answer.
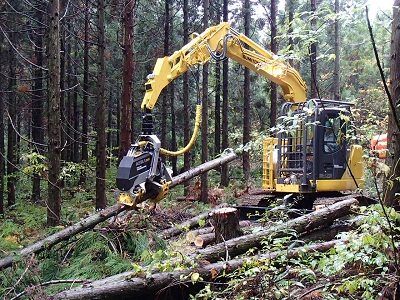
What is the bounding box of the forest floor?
[0,183,399,300]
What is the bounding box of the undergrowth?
[192,204,400,300]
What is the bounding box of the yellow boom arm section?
[141,22,307,111]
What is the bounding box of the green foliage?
[193,204,399,299]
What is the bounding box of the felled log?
[169,151,237,188]
[186,220,252,243]
[49,238,347,300]
[160,203,228,239]
[194,233,215,248]
[301,214,366,243]
[0,152,237,270]
[189,198,358,263]
[210,207,243,243]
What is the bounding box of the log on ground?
[189,198,358,263]
[160,203,228,239]
[186,220,252,243]
[49,238,347,300]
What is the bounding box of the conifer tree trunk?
[31,6,44,202]
[243,0,251,182]
[60,27,66,162]
[80,0,90,185]
[7,30,17,207]
[183,0,191,194]
[270,0,278,129]
[0,88,4,214]
[310,0,318,98]
[47,0,62,226]
[119,0,135,161]
[334,0,340,100]
[160,0,171,165]
[73,41,80,164]
[95,0,107,210]
[214,6,222,157]
[170,89,178,175]
[220,0,229,187]
[107,90,113,167]
[384,0,400,209]
[287,0,295,67]
[201,0,210,202]
[66,24,74,162]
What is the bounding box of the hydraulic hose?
[135,104,202,157]
[160,104,202,156]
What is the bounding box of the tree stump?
[211,207,243,244]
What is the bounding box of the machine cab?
[269,99,363,194]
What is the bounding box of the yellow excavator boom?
[141,22,307,111]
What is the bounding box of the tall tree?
[242,0,251,181]
[7,29,16,207]
[0,89,4,214]
[164,0,178,175]
[47,0,62,226]
[160,0,171,166]
[80,0,90,185]
[119,0,135,161]
[310,0,318,98]
[183,0,191,194]
[214,2,222,157]
[287,0,296,67]
[220,0,229,187]
[31,4,45,203]
[269,0,278,129]
[95,0,107,210]
[384,0,400,209]
[333,0,340,100]
[201,0,210,203]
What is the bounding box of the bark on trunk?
[384,0,400,209]
[270,0,278,129]
[211,207,243,243]
[80,0,90,185]
[242,0,251,181]
[200,0,209,203]
[95,0,107,210]
[47,0,62,226]
[220,0,229,187]
[119,0,134,161]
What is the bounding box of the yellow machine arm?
[141,22,307,112]
[117,22,309,208]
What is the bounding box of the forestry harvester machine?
[116,22,364,210]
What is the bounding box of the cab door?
[315,110,347,180]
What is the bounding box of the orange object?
[370,133,387,159]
